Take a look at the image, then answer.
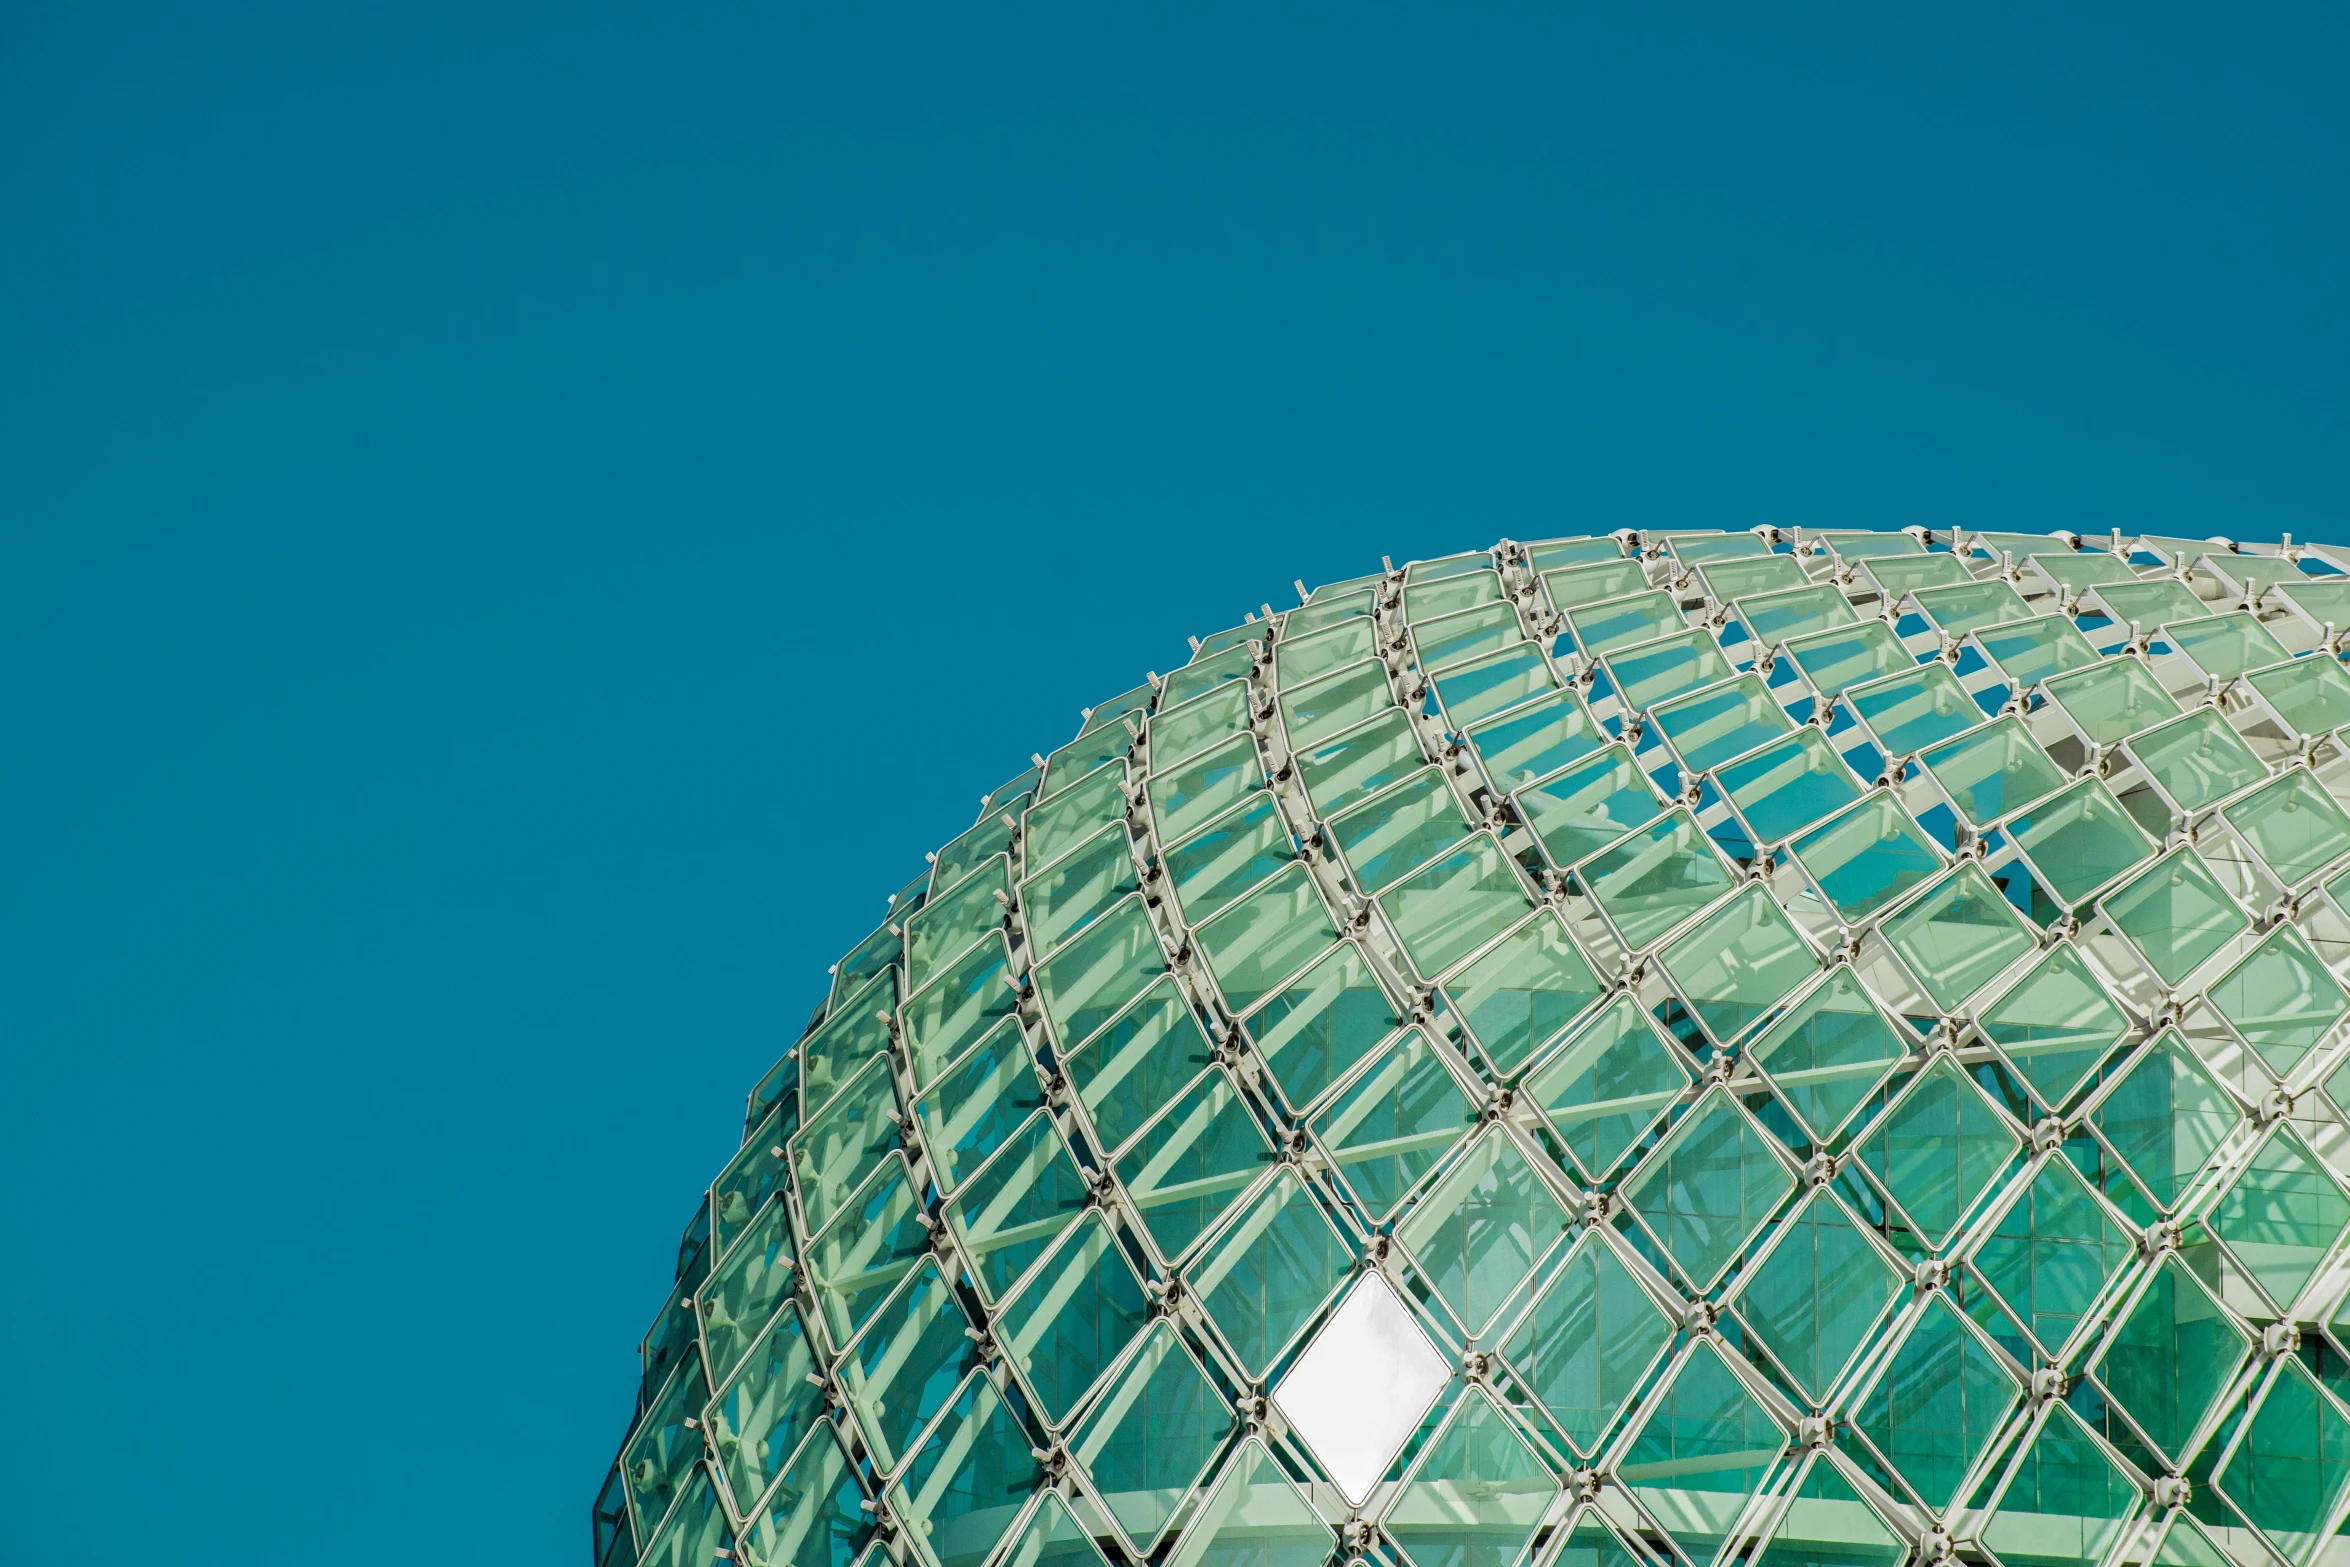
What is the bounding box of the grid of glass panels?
[598,527,2350,1567]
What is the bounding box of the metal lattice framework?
[596,526,2350,1567]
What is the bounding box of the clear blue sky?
[1,4,2342,1563]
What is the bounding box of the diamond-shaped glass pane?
[1657,884,1818,1048]
[2225,768,2350,889]
[2042,656,2182,747]
[2007,778,2156,907]
[1715,728,1865,845]
[2209,922,2349,1080]
[1115,1068,1278,1264]
[2090,1029,2239,1210]
[1314,1029,1476,1219]
[1746,967,1907,1144]
[1439,912,1606,1076]
[1069,1321,1233,1552]
[2127,707,2267,813]
[1969,1155,2133,1359]
[1730,1187,1901,1405]
[2214,1357,2350,1567]
[1398,1128,1574,1335]
[1978,1404,2137,1567]
[1243,942,1404,1111]
[1851,1292,2023,1513]
[1789,792,1944,924]
[2210,1124,2350,1313]
[1579,810,1736,950]
[994,1212,1151,1428]
[1189,1167,1353,1382]
[1523,993,1692,1181]
[1512,745,1664,867]
[1384,1388,1559,1567]
[889,1371,1043,1567]
[1498,1228,1673,1455]
[1854,1054,2020,1250]
[1748,1454,1902,1567]
[1620,1087,1794,1291]
[2100,848,2248,988]
[1273,1272,1450,1506]
[2084,1253,2250,1468]
[1619,1341,1786,1567]
[1918,716,2067,829]
[1976,945,2128,1112]
[1164,1440,1336,1567]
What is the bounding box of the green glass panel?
[1196,865,1340,1011]
[2092,576,2206,630]
[1441,912,1605,1075]
[1400,1127,1573,1334]
[2091,1030,2238,1209]
[1620,1087,1793,1290]
[1064,976,1214,1155]
[1330,768,1472,894]
[1619,1341,1785,1566]
[2211,1125,2350,1312]
[913,1018,1045,1196]
[1116,1069,1277,1262]
[1385,1388,1559,1567]
[1789,793,1944,922]
[1650,674,1796,773]
[1733,1189,1899,1404]
[1160,643,1253,709]
[1405,571,1503,622]
[1864,553,1972,595]
[2278,581,2350,631]
[1278,619,1380,688]
[1912,580,2032,637]
[1735,583,1857,647]
[1164,1440,1336,1567]
[1657,884,1817,1047]
[1845,662,1982,756]
[2214,1358,2350,1567]
[1697,554,1809,602]
[1314,1028,1476,1218]
[1917,717,2066,828]
[2009,779,2156,906]
[1152,682,1252,771]
[935,811,1020,896]
[1526,536,1624,568]
[907,858,1011,991]
[1465,689,1605,790]
[1747,967,1905,1142]
[2028,550,2139,594]
[715,1104,796,1257]
[1297,708,1426,816]
[1292,585,1377,623]
[836,1259,979,1473]
[2168,611,2291,680]
[1417,602,1526,674]
[1525,993,1692,1180]
[1150,735,1264,845]
[801,970,895,1121]
[888,1371,1043,1567]
[1083,684,1157,736]
[1853,1055,2019,1248]
[1068,1321,1233,1552]
[1563,590,1683,657]
[1971,1157,2132,1358]
[2125,708,2266,813]
[2041,657,2182,747]
[2100,848,2247,987]
[1974,614,2102,686]
[1780,621,1911,699]
[1882,864,2035,1009]
[1749,1454,1903,1567]
[2084,1254,2248,1467]
[1851,1293,2022,1513]
[2152,1516,2235,1567]
[2248,655,2350,738]
[1824,533,1923,560]
[1716,728,1865,844]
[2210,923,2348,1078]
[1512,746,1663,867]
[1550,1512,1646,1567]
[626,1357,711,1543]
[1242,941,1403,1110]
[1502,1229,1673,1455]
[1189,1166,1352,1380]
[994,1493,1116,1567]
[2225,768,2350,888]
[1021,826,1139,956]
[1380,833,1537,980]
[1603,627,1737,712]
[790,1053,901,1233]
[1281,660,1396,749]
[742,1426,869,1567]
[1543,559,1652,612]
[1672,533,1770,564]
[1034,897,1167,1051]
[802,1156,930,1349]
[639,1468,732,1567]
[942,1109,1090,1305]
[1979,1405,2136,1567]
[1040,727,1130,802]
[903,933,1016,1089]
[1579,808,1736,950]
[993,1210,1150,1427]
[1023,763,1127,869]
[1976,946,2127,1110]
[1432,644,1556,728]
[1166,793,1291,921]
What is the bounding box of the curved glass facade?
[597,528,2350,1567]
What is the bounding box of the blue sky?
[2,4,2344,1563]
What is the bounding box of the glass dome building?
[596,527,2350,1567]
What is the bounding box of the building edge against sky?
[597,524,2350,1567]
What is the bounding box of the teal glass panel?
[740,1426,871,1567]
[1976,946,2127,1111]
[1067,1321,1233,1552]
[1379,833,1537,980]
[2090,1029,2238,1209]
[1163,1441,1336,1567]
[2099,848,2247,987]
[1603,628,1737,712]
[706,1303,826,1516]
[2167,611,2291,679]
[1160,643,1253,709]
[1543,559,1652,612]
[2213,1358,2350,1567]
[913,1017,1045,1196]
[1917,716,2066,828]
[1020,825,1139,956]
[1851,1293,2022,1513]
[1780,620,1911,698]
[1974,614,2102,686]
[1464,688,1604,789]
[1561,590,1683,657]
[1149,734,1264,845]
[1912,580,2031,636]
[1618,1341,1785,1566]
[1312,1028,1475,1219]
[801,1155,930,1349]
[2224,767,2350,888]
[1165,793,1290,921]
[1656,884,1817,1046]
[1281,659,1396,749]
[626,1357,712,1543]
[1853,1055,2019,1249]
[1715,727,1865,844]
[2209,923,2348,1078]
[1023,762,1128,869]
[993,1210,1150,1427]
[639,1468,732,1567]
[1788,793,1944,922]
[1295,708,1425,816]
[1864,553,1972,595]
[1415,602,1526,674]
[1033,897,1167,1051]
[1671,533,1769,564]
[2028,550,2138,594]
[1115,1068,1277,1261]
[888,1371,1043,1567]
[801,969,895,1120]
[1732,1188,1899,1404]
[907,857,1011,991]
[2008,778,2156,906]
[1734,583,1857,647]
[1578,808,1736,950]
[2210,1125,2350,1312]
[836,1259,979,1473]
[1978,1405,2136,1567]
[1881,864,2035,1009]
[2247,655,2350,737]
[714,1105,796,1257]
[1512,745,1663,868]
[1242,941,1402,1110]
[1823,533,1923,560]
[1152,682,1251,771]
[2083,1254,2248,1467]
[942,1109,1090,1305]
[994,1493,1116,1567]
[1082,683,1157,736]
[1397,1127,1572,1333]
[1277,618,1379,689]
[1404,570,1502,622]
[2125,707,2266,813]
[1970,1156,2132,1358]
[1696,554,1809,602]
[2040,656,2182,748]
[1748,1455,1902,1567]
[1063,976,1213,1155]
[1040,726,1131,802]
[1189,1167,1352,1380]
[935,811,1020,896]
[902,932,1015,1089]
[2092,576,2206,630]
[1330,767,1471,894]
[1844,662,1982,756]
[789,1052,901,1233]
[1528,537,1627,572]
[1500,1229,1672,1455]
[1431,643,1556,728]
[1439,911,1605,1075]
[1620,1087,1793,1290]
[1525,992,1692,1180]
[1746,967,1906,1143]
[1384,1388,1559,1567]
[1649,674,1796,773]
[1195,864,1340,1010]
